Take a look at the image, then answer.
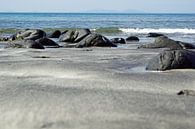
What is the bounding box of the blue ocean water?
[0,13,195,43]
[0,13,195,29]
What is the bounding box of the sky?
[0,0,195,13]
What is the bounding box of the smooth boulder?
[126,36,139,42]
[14,29,46,40]
[146,50,195,71]
[110,38,126,44]
[148,33,164,37]
[76,34,117,48]
[36,38,60,48]
[48,30,61,38]
[6,40,44,49]
[59,29,91,43]
[139,36,195,50]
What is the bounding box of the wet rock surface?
[48,30,61,38]
[13,29,46,40]
[59,29,91,43]
[146,50,195,71]
[126,36,139,42]
[6,40,45,49]
[36,38,60,48]
[147,33,165,37]
[76,33,117,48]
[139,36,195,50]
[110,38,126,44]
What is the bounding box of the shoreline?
[1,28,195,44]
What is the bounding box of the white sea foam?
[119,28,195,34]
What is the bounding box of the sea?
[0,13,195,44]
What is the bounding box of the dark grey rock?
[26,40,45,49]
[148,33,164,37]
[48,30,61,38]
[177,90,195,96]
[146,50,195,71]
[61,30,69,35]
[74,29,91,42]
[59,29,91,43]
[36,38,60,48]
[14,29,46,40]
[0,37,8,41]
[139,36,195,50]
[6,40,44,49]
[110,38,126,44]
[126,36,139,42]
[76,34,117,48]
[59,30,74,42]
[9,35,16,41]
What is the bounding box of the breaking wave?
[119,28,195,34]
[1,28,195,35]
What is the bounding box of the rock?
[139,36,195,50]
[26,40,45,49]
[61,30,69,35]
[177,90,195,96]
[36,38,60,48]
[14,29,46,40]
[0,37,8,41]
[126,36,139,42]
[148,33,164,37]
[59,30,75,42]
[76,34,117,48]
[110,38,126,44]
[9,35,16,41]
[146,50,195,71]
[48,30,61,38]
[6,40,44,49]
[59,29,91,43]
[75,29,92,42]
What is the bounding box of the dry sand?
[0,44,195,129]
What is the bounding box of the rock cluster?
[2,28,195,71]
[6,28,116,49]
[140,36,195,71]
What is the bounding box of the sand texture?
[0,45,195,129]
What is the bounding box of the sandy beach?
[0,43,195,129]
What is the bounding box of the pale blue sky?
[0,0,195,13]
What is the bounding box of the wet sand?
[0,44,195,129]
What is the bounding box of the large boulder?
[146,50,195,71]
[126,36,139,42]
[76,34,117,48]
[36,38,60,48]
[139,36,195,50]
[48,30,61,38]
[6,40,44,49]
[110,38,126,44]
[13,29,46,40]
[59,29,91,43]
[147,33,164,37]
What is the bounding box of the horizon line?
[0,11,195,14]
